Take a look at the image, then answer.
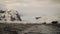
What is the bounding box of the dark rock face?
[51,21,58,24]
[35,17,41,20]
[0,10,5,20]
[42,22,46,24]
[16,13,22,21]
[0,10,5,13]
[11,16,16,21]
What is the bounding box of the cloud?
[2,0,59,16]
[0,0,60,17]
[0,4,7,10]
[2,0,60,9]
[52,0,60,4]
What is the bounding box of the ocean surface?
[0,23,60,34]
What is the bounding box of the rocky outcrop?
[51,21,58,24]
[0,10,22,21]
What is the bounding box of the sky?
[0,0,60,21]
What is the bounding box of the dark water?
[23,24,60,34]
[0,23,60,34]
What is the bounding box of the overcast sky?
[0,0,60,21]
